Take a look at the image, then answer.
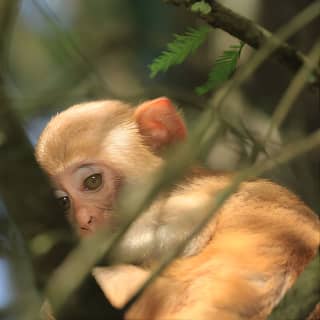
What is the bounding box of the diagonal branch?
[164,0,320,85]
[265,37,320,142]
[124,128,320,313]
[0,0,69,284]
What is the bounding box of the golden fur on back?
[94,175,320,320]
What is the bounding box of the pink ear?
[134,97,187,151]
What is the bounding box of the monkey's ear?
[92,265,150,309]
[134,97,187,152]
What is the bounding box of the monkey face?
[35,98,186,238]
[51,161,122,237]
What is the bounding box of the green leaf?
[191,1,212,15]
[149,26,210,78]
[196,41,245,95]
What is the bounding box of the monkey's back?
[129,176,320,320]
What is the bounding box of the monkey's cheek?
[101,211,117,229]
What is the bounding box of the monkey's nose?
[87,216,94,225]
[80,216,95,233]
[74,209,96,235]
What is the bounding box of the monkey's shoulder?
[176,170,319,229]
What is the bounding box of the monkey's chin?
[76,228,92,237]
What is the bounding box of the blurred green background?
[0,0,319,319]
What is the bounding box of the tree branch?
[0,0,70,286]
[164,0,320,85]
[264,37,320,142]
[0,1,19,55]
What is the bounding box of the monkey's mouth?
[78,226,93,237]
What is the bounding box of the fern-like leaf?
[149,26,210,78]
[196,42,244,95]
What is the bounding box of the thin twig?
[32,0,108,91]
[209,0,320,119]
[15,33,133,117]
[44,114,222,312]
[44,1,320,313]
[0,0,69,287]
[265,37,320,142]
[124,128,320,311]
[0,1,49,319]
[164,0,320,85]
[0,0,19,59]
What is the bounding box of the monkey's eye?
[58,196,70,211]
[54,190,70,212]
[83,173,102,191]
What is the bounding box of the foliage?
[1,1,319,319]
[149,26,244,95]
[190,1,212,15]
[196,42,244,95]
[149,26,209,78]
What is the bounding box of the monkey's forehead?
[35,100,136,174]
[52,100,134,128]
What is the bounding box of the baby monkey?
[36,97,320,320]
